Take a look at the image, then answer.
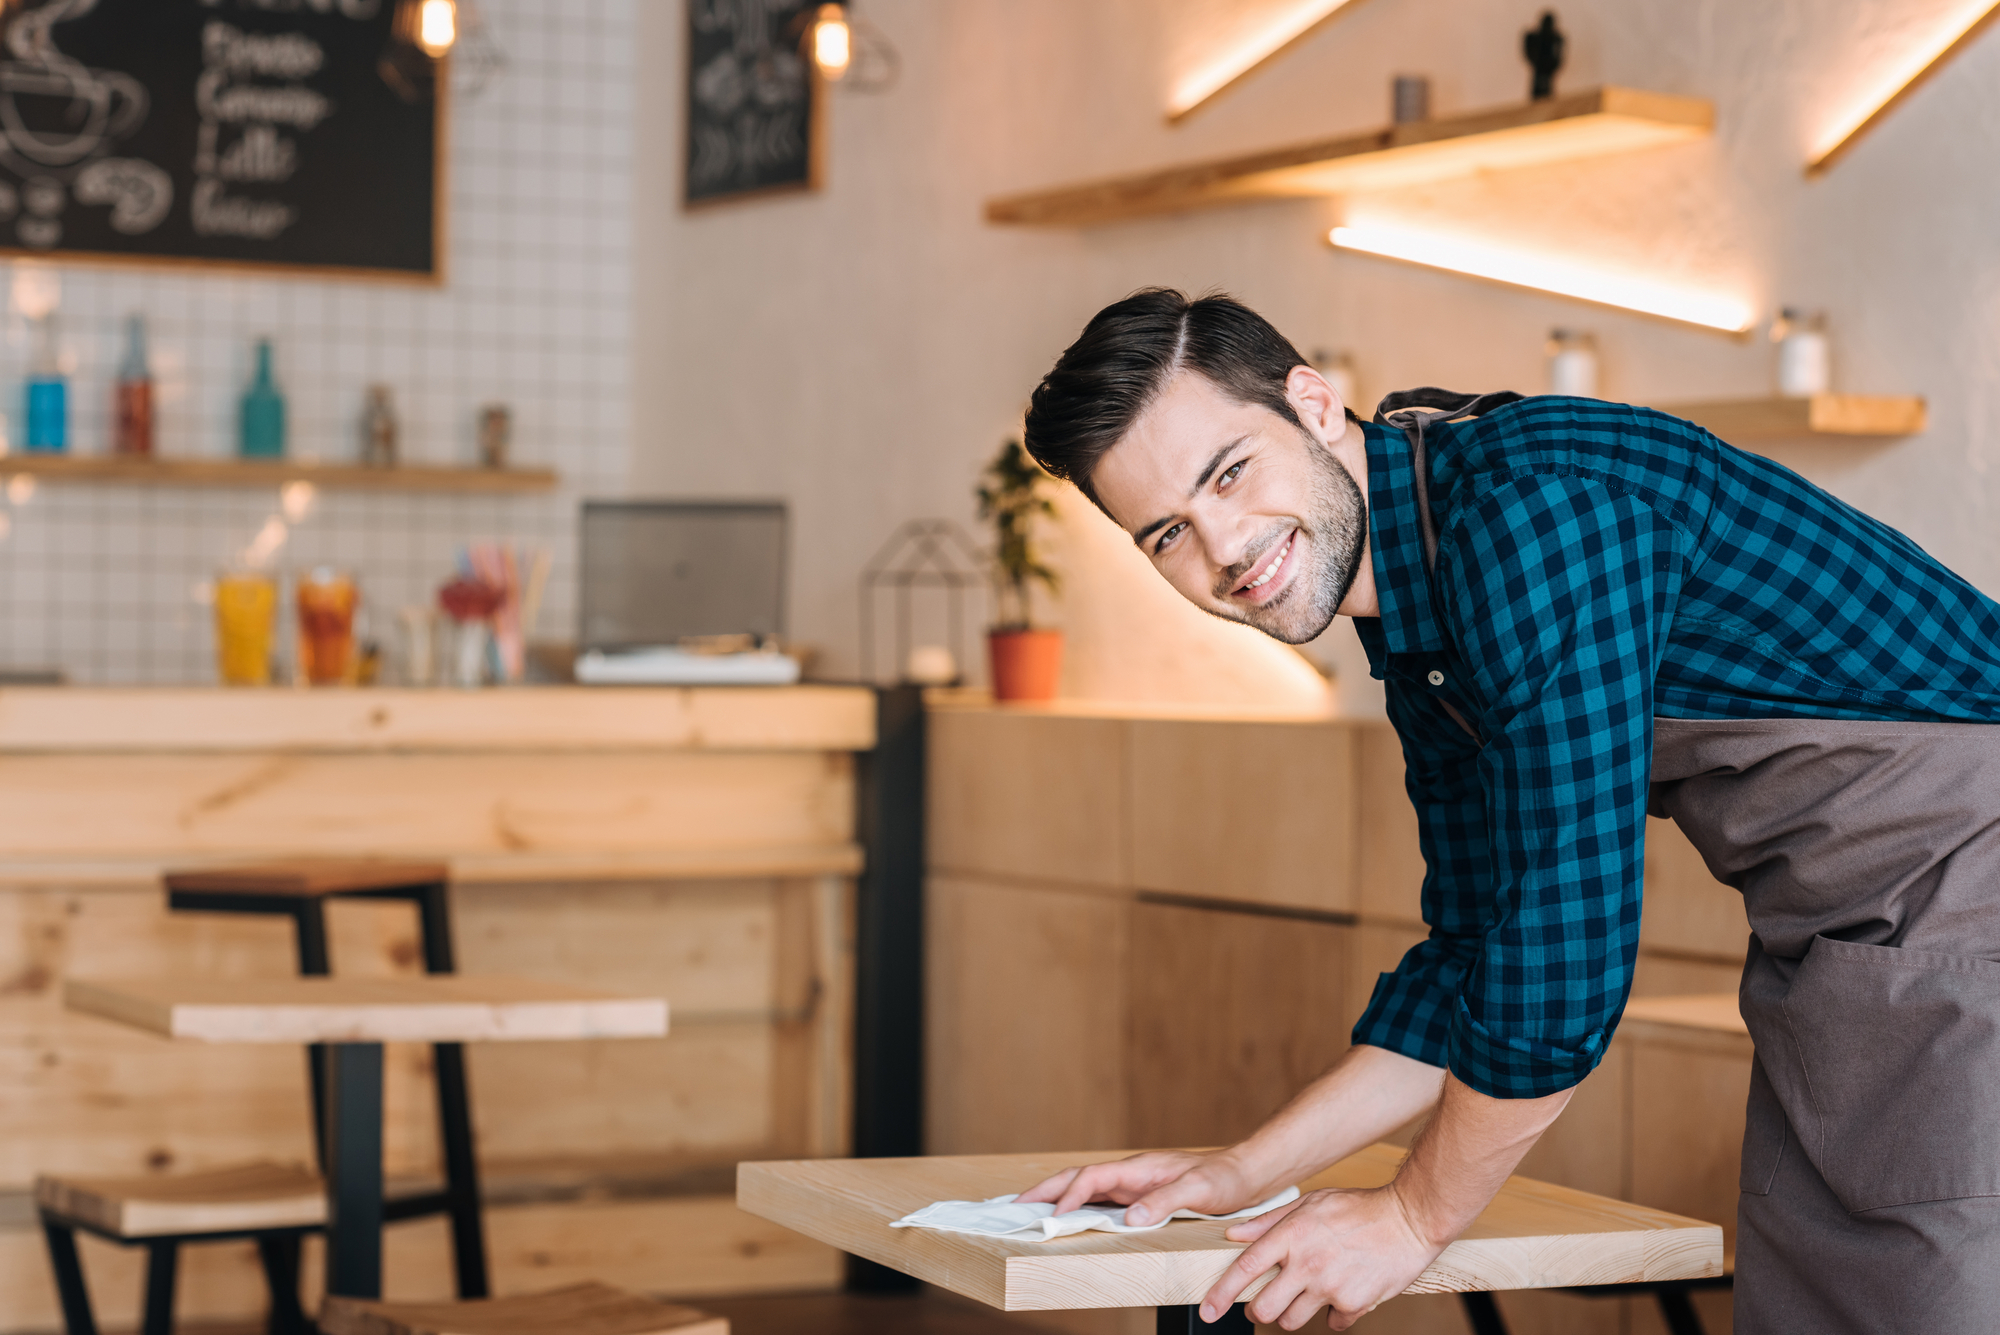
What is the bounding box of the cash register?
[573,500,800,685]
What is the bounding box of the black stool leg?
[1460,1290,1511,1335]
[1157,1303,1252,1333]
[415,880,490,1299]
[294,900,334,1173]
[140,1242,178,1335]
[1656,1287,1708,1335]
[256,1233,311,1335]
[40,1216,99,1335]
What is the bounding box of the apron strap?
[1373,387,1523,574]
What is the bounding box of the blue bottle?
[24,313,66,454]
[239,337,285,459]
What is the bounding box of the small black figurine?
[1523,11,1565,101]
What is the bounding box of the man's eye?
[1220,461,1244,485]
[1154,523,1185,554]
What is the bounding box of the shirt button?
[1427,670,1445,686]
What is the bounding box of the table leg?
[1156,1303,1252,1333]
[323,1041,385,1298]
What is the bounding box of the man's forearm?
[1389,1072,1574,1248]
[1220,1044,1449,1196]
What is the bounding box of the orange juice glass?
[214,571,278,686]
[297,568,359,686]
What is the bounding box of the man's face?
[1091,367,1367,645]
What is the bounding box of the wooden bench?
[320,1282,728,1335]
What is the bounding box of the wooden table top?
[64,975,669,1044]
[737,1144,1724,1312]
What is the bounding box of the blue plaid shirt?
[1350,396,2000,1098]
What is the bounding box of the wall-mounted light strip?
[1328,224,1755,334]
[1808,0,2000,175]
[1167,0,1367,123]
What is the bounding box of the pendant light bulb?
[417,0,458,57]
[812,3,852,81]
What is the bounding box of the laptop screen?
[579,501,788,651]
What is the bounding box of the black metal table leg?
[140,1243,178,1335]
[415,880,490,1299]
[1459,1290,1511,1335]
[1157,1302,1253,1333]
[293,901,334,1174]
[323,1041,385,1298]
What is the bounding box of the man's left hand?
[1202,1183,1443,1331]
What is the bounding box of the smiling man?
[1012,289,2000,1334]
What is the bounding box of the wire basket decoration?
[858,520,988,686]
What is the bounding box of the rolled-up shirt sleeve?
[1354,471,1686,1099]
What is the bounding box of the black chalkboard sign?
[684,0,823,207]
[0,0,440,280]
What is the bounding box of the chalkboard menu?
[0,0,440,280]
[685,0,823,207]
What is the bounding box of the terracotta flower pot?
[987,628,1063,702]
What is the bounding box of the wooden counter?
[0,686,873,1331]
[925,699,1749,1335]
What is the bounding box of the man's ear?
[1284,365,1346,445]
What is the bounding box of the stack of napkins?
[890,1186,1300,1242]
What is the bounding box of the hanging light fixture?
[393,0,459,56]
[810,3,852,82]
[802,1,898,91]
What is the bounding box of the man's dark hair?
[1022,288,1358,508]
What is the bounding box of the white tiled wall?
[0,0,632,684]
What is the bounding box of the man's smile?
[1228,527,1299,605]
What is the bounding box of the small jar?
[1771,309,1830,397]
[1391,75,1430,125]
[1546,329,1599,399]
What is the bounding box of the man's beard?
[1216,433,1367,645]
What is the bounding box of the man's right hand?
[1014,1149,1262,1225]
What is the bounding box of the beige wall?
[632,0,2000,697]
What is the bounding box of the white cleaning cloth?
[890,1186,1300,1242]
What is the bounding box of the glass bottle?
[239,337,286,459]
[362,384,398,467]
[24,313,66,454]
[114,313,153,457]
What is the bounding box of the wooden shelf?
[0,453,557,493]
[1656,395,1928,439]
[986,86,1713,227]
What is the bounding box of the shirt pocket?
[1778,936,2000,1212]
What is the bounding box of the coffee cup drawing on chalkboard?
[0,0,171,247]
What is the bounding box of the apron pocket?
[1780,935,2000,1212]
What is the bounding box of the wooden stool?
[36,1162,323,1335]
[321,1282,728,1335]
[162,858,488,1298]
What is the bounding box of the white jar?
[1773,309,1830,397]
[1546,329,1599,398]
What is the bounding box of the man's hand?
[1014,1150,1258,1223]
[1203,1184,1443,1330]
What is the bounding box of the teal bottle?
[239,337,285,459]
[24,313,66,454]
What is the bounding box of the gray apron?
[1650,719,2000,1335]
[1376,390,2000,1331]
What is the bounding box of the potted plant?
[976,438,1062,701]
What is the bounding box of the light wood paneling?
[1355,723,1424,925]
[0,686,874,754]
[0,752,853,861]
[1126,902,1349,1148]
[1348,923,1427,1034]
[1515,1046,1628,1201]
[737,1144,1722,1310]
[1126,721,1354,914]
[1631,953,1743,998]
[928,711,1128,888]
[1641,819,1747,961]
[925,877,1128,1155]
[1627,1028,1751,1254]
